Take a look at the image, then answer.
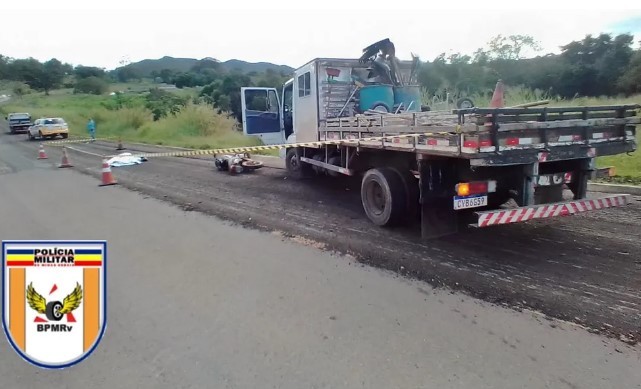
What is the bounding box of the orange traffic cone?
[58,147,73,168]
[116,137,125,151]
[99,159,117,186]
[37,144,48,159]
[489,79,505,108]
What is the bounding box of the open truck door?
[240,87,284,145]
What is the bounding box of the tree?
[486,34,542,60]
[159,69,174,84]
[6,58,44,89]
[0,55,8,79]
[41,58,65,95]
[112,66,141,82]
[256,68,287,89]
[74,76,108,95]
[559,33,634,96]
[617,46,641,95]
[74,65,105,79]
[173,73,195,88]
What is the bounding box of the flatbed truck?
[240,57,639,238]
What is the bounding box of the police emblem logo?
[2,240,107,369]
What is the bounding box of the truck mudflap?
[472,194,631,228]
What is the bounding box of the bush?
[12,82,32,98]
[74,77,108,95]
[145,88,188,121]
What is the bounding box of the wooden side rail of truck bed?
[319,105,639,162]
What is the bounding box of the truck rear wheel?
[361,167,407,227]
[390,167,419,223]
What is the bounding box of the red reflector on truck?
[469,182,488,194]
[463,140,478,148]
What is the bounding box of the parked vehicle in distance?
[5,112,32,134]
[27,117,69,140]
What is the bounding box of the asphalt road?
[0,132,640,388]
[4,131,639,345]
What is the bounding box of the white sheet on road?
[107,152,147,167]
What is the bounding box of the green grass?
[0,91,263,151]
[595,154,641,185]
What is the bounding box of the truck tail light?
[455,181,496,196]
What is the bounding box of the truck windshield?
[10,114,30,120]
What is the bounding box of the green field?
[0,89,263,151]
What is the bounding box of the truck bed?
[320,105,639,165]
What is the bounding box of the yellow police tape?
[98,131,453,159]
[47,137,112,145]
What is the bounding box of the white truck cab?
[240,58,416,151]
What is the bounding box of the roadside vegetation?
[0,91,262,150]
[0,32,639,173]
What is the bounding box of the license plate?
[453,195,488,210]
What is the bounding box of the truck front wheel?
[285,148,313,179]
[361,168,407,227]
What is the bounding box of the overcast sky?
[3,0,641,70]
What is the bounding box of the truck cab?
[240,58,418,152]
[241,60,319,149]
[241,76,296,147]
[6,112,32,134]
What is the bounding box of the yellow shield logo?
[2,240,107,369]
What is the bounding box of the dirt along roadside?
[4,131,641,345]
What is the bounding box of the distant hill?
[120,56,293,76]
[124,56,197,75]
[222,59,293,74]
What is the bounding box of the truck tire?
[361,167,407,227]
[390,167,420,223]
[285,148,313,179]
[61,133,68,139]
